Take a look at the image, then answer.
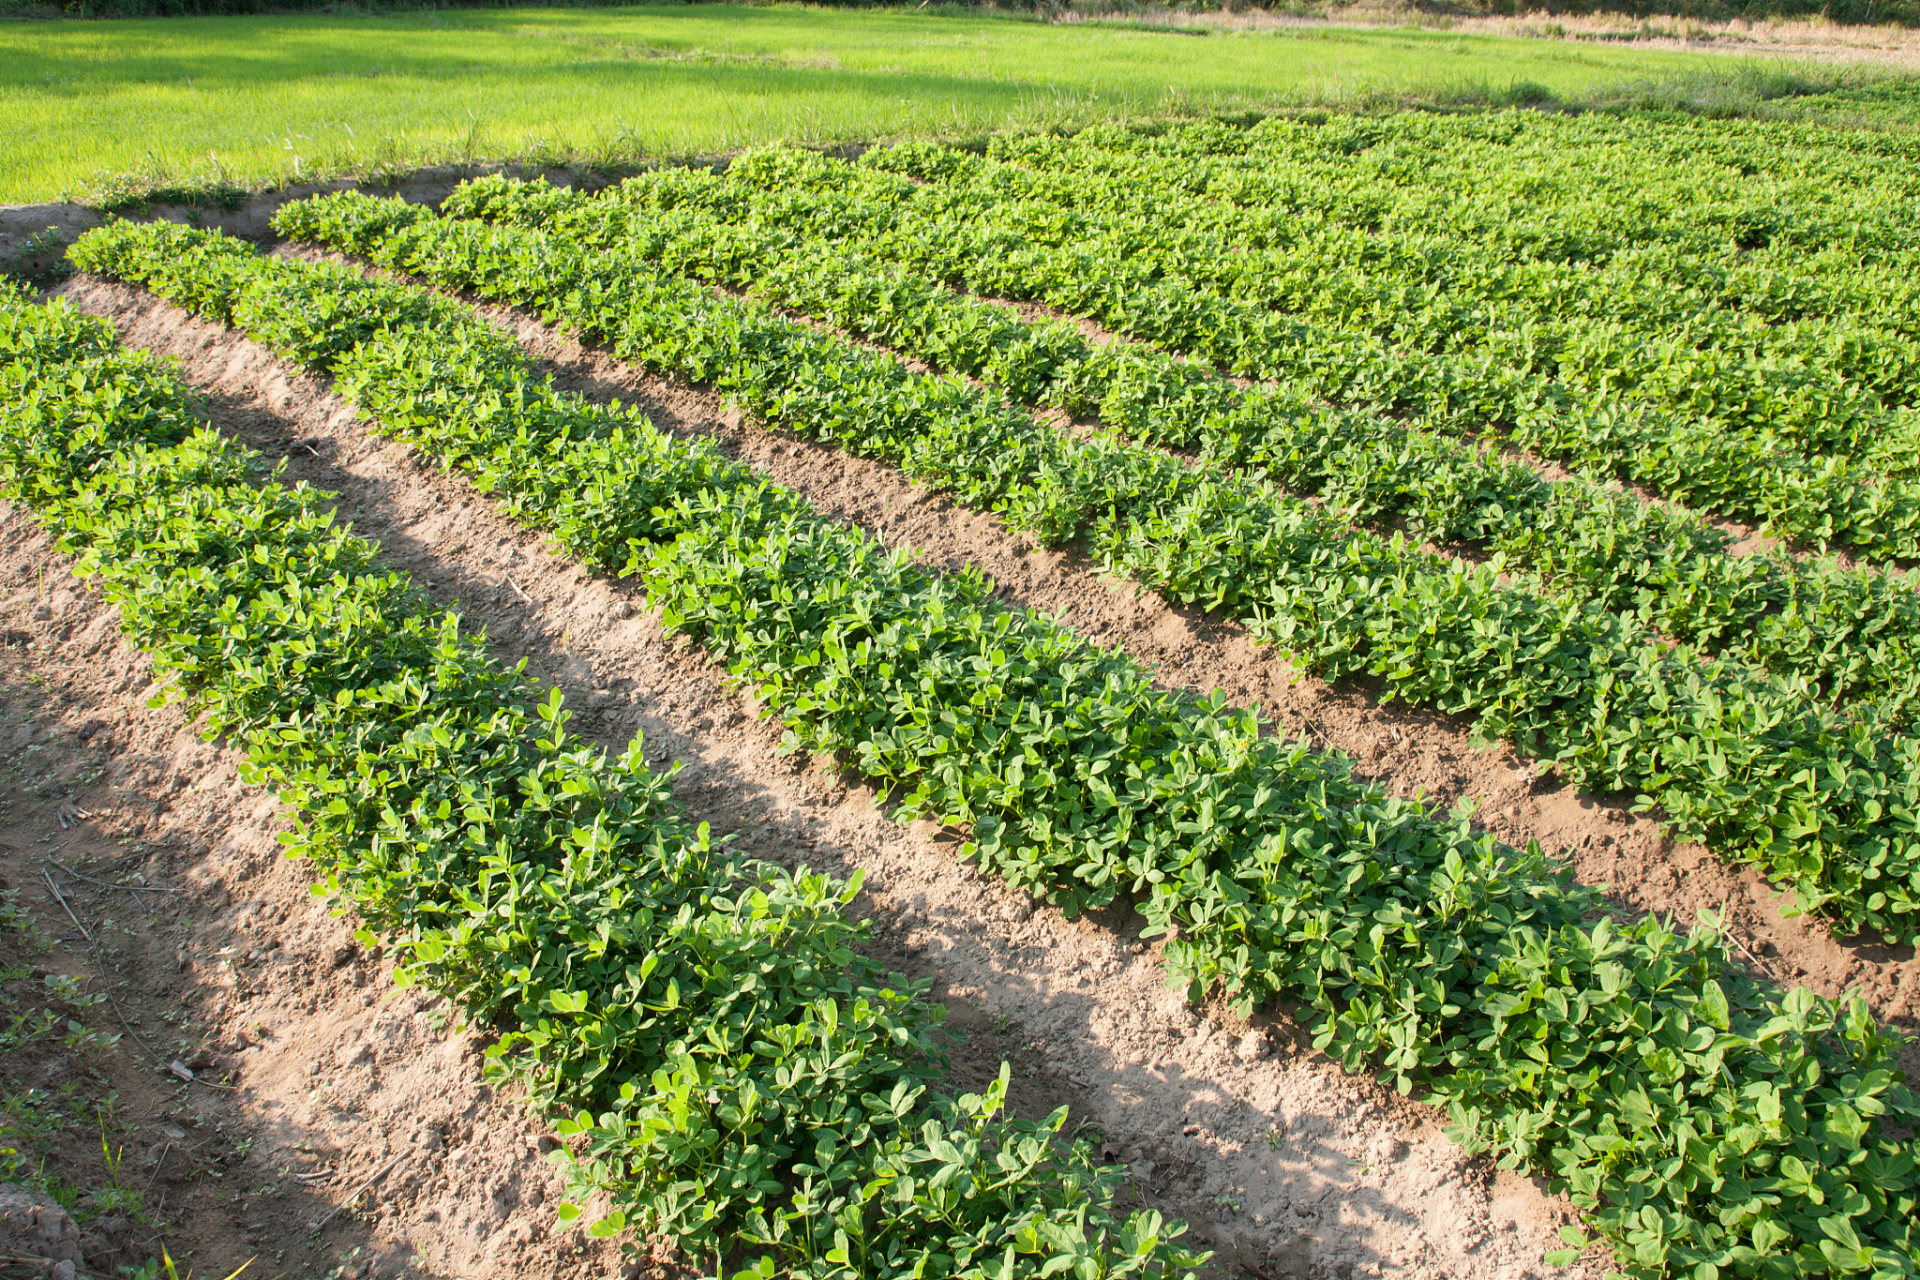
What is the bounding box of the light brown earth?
[0,516,634,1280]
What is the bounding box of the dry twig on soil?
[42,868,91,940]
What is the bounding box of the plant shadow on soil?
[31,265,1751,1276]
[521,304,1920,1028]
[14,120,1920,1268]
[0,659,410,1280]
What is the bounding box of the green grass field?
[1,4,1813,205]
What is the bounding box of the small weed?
[10,226,64,261]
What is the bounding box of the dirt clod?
[0,1183,85,1271]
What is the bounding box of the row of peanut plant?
[999,113,1920,332]
[275,188,1920,950]
[931,127,1920,466]
[0,274,1201,1280]
[63,218,1920,1280]
[427,166,1920,723]
[672,142,1920,563]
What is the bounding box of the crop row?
[63,221,1920,1280]
[983,123,1920,336]
[430,169,1920,722]
[854,140,1920,526]
[670,143,1920,563]
[1040,112,1920,289]
[1002,112,1920,293]
[888,148,1919,470]
[276,187,1920,947]
[2,271,1204,1280]
[972,125,1920,410]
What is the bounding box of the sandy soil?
[463,282,1920,1037]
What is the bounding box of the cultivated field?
[6,94,1920,1280]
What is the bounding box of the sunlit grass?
[0,3,1859,204]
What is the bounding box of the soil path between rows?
[489,275,1920,1028]
[11,214,1918,1278]
[6,129,1917,1280]
[275,234,1920,1030]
